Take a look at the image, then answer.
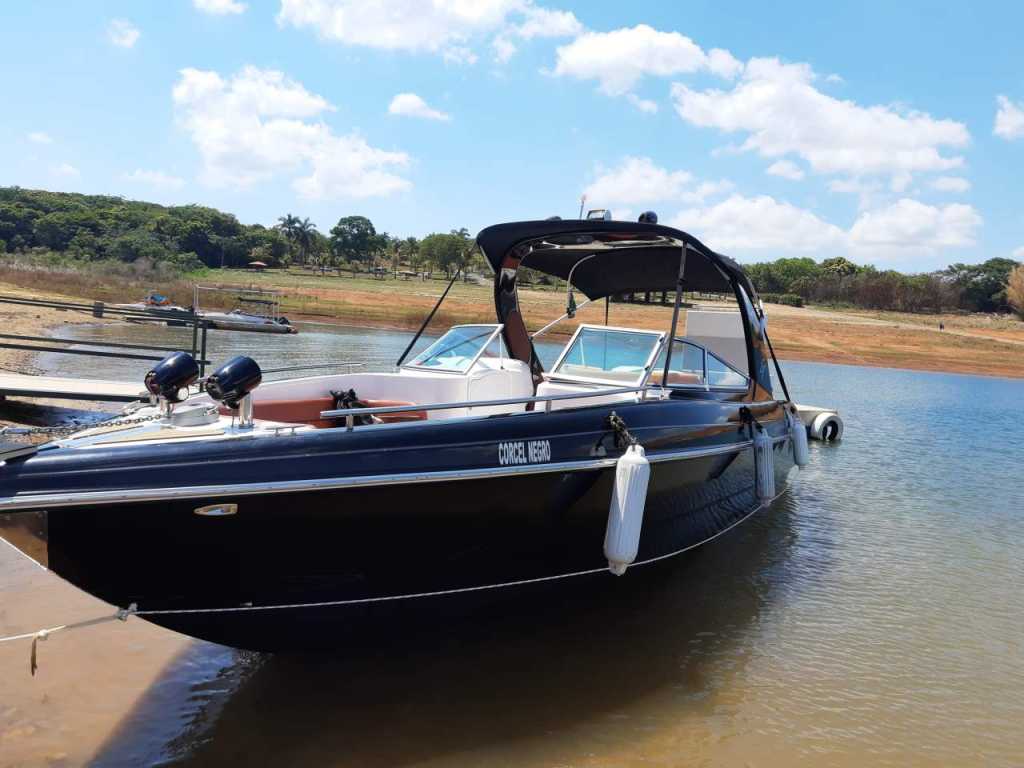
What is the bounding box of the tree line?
[2,187,1021,317]
[0,187,480,278]
[745,255,1023,316]
[278,213,480,277]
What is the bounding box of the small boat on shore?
[200,308,297,334]
[0,216,808,651]
[111,291,189,315]
[193,286,298,334]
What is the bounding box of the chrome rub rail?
[0,440,754,511]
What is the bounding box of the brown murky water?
[2,325,1023,767]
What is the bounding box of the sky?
[2,0,1023,271]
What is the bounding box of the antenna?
[578,194,586,219]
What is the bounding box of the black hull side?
[0,396,796,650]
[37,439,794,651]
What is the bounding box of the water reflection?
[17,325,1024,767]
[91,496,798,767]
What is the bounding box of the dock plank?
[0,373,147,402]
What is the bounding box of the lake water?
[4,320,1024,767]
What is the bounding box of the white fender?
[789,408,810,467]
[754,427,775,502]
[604,444,651,575]
[810,412,844,442]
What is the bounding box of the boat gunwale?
[0,435,798,511]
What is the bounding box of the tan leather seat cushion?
[648,371,703,386]
[218,397,426,427]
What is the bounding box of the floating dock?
[0,373,147,403]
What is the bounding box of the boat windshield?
[550,326,664,385]
[405,324,504,374]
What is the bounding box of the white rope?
[0,605,135,675]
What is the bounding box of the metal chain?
[0,410,163,439]
[607,411,639,447]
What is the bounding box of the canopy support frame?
[660,245,688,386]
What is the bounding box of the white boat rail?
[320,384,661,430]
[261,362,365,375]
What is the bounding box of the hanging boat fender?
[753,423,776,502]
[604,412,651,575]
[788,406,810,468]
[741,407,776,502]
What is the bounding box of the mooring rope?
[0,605,136,675]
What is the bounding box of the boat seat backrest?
[647,371,703,387]
[535,379,639,411]
[246,360,534,421]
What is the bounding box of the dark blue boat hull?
[0,397,795,650]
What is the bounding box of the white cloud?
[276,0,577,63]
[442,45,478,66]
[552,24,739,97]
[625,94,658,114]
[1013,246,1024,259]
[194,0,247,14]
[107,19,140,48]
[123,169,186,190]
[586,157,692,205]
[674,194,845,252]
[583,157,732,208]
[27,131,53,145]
[515,6,582,39]
[848,199,981,251]
[766,160,804,180]
[930,176,970,193]
[51,163,80,178]
[672,193,981,257]
[492,36,517,63]
[388,92,451,121]
[278,0,514,52]
[173,66,410,198]
[994,95,1024,140]
[672,57,969,188]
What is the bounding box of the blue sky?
[2,0,1022,271]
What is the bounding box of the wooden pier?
[0,373,147,403]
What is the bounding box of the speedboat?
[112,291,189,315]
[0,217,808,651]
[200,308,297,334]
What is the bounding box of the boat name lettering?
[497,440,551,466]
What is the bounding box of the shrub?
[1008,265,1024,320]
[761,293,804,307]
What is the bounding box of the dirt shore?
[1,274,1022,382]
[0,282,119,434]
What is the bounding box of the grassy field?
[2,264,1022,379]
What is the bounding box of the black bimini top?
[476,219,758,301]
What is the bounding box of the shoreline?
[2,279,1023,385]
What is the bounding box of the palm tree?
[402,236,420,272]
[295,217,317,266]
[277,214,317,265]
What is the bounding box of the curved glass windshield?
[551,326,662,385]
[405,325,503,373]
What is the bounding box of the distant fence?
[0,294,212,375]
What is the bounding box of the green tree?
[419,232,466,277]
[821,256,859,277]
[330,215,377,265]
[277,213,318,265]
[943,257,1020,312]
[1007,265,1024,319]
